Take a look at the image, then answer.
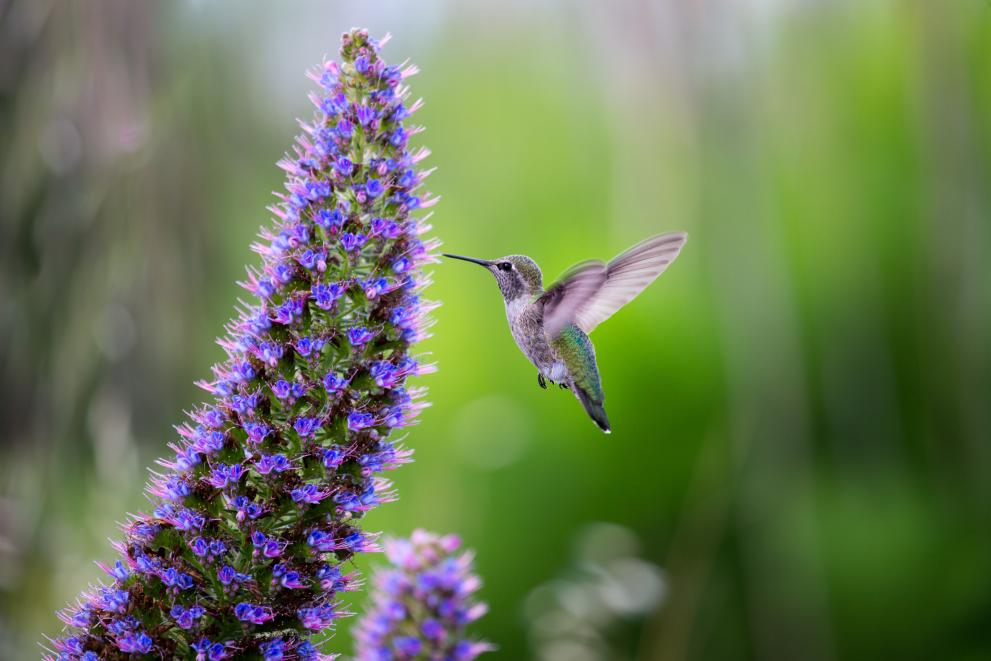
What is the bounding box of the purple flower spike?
[46,28,435,660]
[353,530,493,660]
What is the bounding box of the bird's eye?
[498,262,512,272]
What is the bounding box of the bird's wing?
[537,260,608,338]
[573,232,687,334]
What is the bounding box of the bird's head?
[442,253,543,302]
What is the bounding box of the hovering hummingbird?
[443,232,687,433]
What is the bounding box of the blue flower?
[348,412,376,431]
[335,156,353,177]
[364,277,389,298]
[291,483,328,505]
[324,372,348,393]
[297,641,319,659]
[316,207,345,232]
[348,327,374,345]
[341,232,367,252]
[294,416,319,438]
[365,178,384,198]
[272,379,291,399]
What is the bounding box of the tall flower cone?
[45,28,439,660]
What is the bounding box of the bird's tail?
[575,386,611,434]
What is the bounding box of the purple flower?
[341,232,367,252]
[263,539,286,558]
[243,421,271,444]
[229,495,263,522]
[218,564,252,586]
[348,411,376,431]
[348,327,374,346]
[398,169,416,189]
[47,28,438,660]
[295,336,315,357]
[174,447,201,472]
[262,638,286,659]
[280,570,307,589]
[116,631,153,654]
[194,639,232,661]
[336,117,354,138]
[356,104,377,126]
[316,207,344,232]
[291,483,329,505]
[272,300,296,325]
[299,604,338,631]
[170,604,205,630]
[335,156,353,177]
[370,361,398,388]
[189,537,209,557]
[322,446,346,468]
[271,379,291,399]
[235,602,274,625]
[311,282,342,309]
[210,538,227,558]
[297,641,320,659]
[364,277,390,299]
[298,249,326,271]
[294,416,320,438]
[365,178,384,198]
[324,372,348,393]
[255,453,290,475]
[389,128,407,147]
[353,531,492,660]
[274,263,293,283]
[230,392,257,415]
[207,463,242,489]
[395,636,422,656]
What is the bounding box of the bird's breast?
[505,302,558,374]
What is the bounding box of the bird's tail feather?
[575,386,611,434]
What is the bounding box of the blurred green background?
[2,1,990,659]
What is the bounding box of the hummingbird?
[443,232,687,433]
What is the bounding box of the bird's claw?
[537,373,547,389]
[559,383,569,390]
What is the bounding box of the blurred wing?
[538,260,607,338]
[573,232,687,333]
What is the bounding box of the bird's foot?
[537,373,547,390]
[559,382,569,391]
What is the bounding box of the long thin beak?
[442,253,492,268]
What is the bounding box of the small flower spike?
[45,28,436,660]
[353,530,493,661]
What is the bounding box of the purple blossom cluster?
[46,28,438,660]
[354,530,493,661]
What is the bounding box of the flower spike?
[45,28,435,660]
